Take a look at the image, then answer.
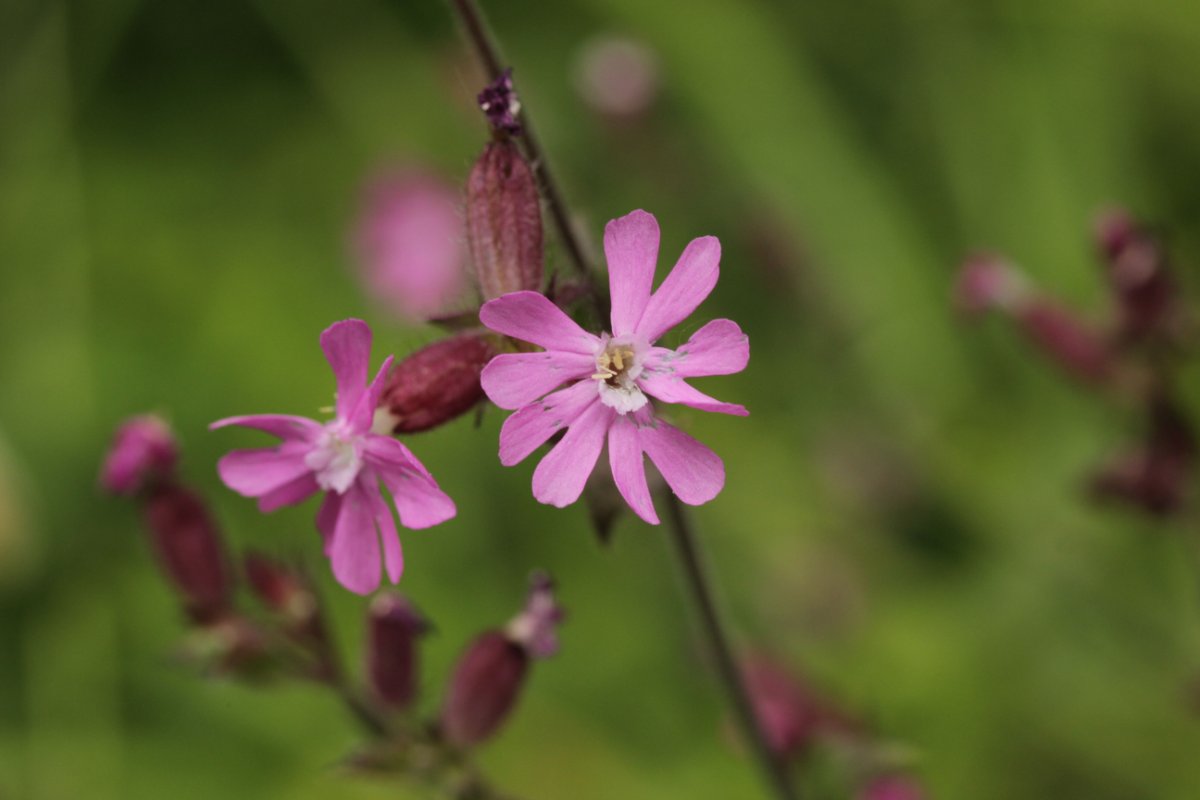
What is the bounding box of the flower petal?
[607,413,658,524]
[480,291,599,354]
[640,419,725,506]
[315,491,342,556]
[481,351,596,410]
[328,484,382,595]
[209,414,320,441]
[350,355,395,432]
[638,372,748,416]
[257,472,320,513]
[216,443,313,498]
[532,399,614,507]
[363,473,404,584]
[365,437,457,529]
[636,236,720,342]
[604,209,659,336]
[497,380,600,466]
[322,319,373,420]
[652,319,749,377]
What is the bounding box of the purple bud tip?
[859,775,926,800]
[367,592,429,711]
[953,254,1027,316]
[505,570,565,659]
[100,415,178,495]
[478,68,522,137]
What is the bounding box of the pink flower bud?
[741,657,824,759]
[1091,395,1196,515]
[1093,208,1178,343]
[141,483,233,623]
[441,631,528,748]
[366,592,428,712]
[100,415,178,495]
[353,171,468,323]
[465,140,544,300]
[858,774,926,800]
[504,571,565,659]
[376,332,497,434]
[1014,301,1116,385]
[953,255,1027,315]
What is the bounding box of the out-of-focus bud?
[573,36,661,121]
[100,415,178,495]
[1093,208,1179,343]
[466,139,544,300]
[741,656,824,759]
[353,170,468,323]
[477,68,521,137]
[955,255,1116,385]
[244,552,315,621]
[858,774,926,800]
[375,332,497,434]
[1091,394,1196,515]
[440,573,563,747]
[142,482,233,624]
[366,592,429,712]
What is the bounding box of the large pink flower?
[211,319,456,594]
[479,209,749,524]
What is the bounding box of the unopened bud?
[466,140,544,300]
[741,656,824,760]
[100,415,178,495]
[366,593,428,712]
[953,255,1028,316]
[1094,208,1178,343]
[376,332,497,434]
[441,573,563,747]
[244,552,314,620]
[858,774,926,800]
[1014,300,1116,385]
[1091,395,1196,515]
[142,482,233,623]
[477,69,521,137]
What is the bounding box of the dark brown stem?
[447,0,604,321]
[662,492,799,800]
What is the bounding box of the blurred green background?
[4,0,1200,797]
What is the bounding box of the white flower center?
[306,423,365,494]
[593,336,647,414]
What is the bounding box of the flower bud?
[466,140,544,300]
[141,482,233,623]
[375,332,497,434]
[477,69,521,137]
[440,573,563,747]
[1091,394,1196,515]
[366,592,429,712]
[1094,208,1178,343]
[100,415,178,495]
[858,775,926,800]
[741,656,824,760]
[1014,300,1116,386]
[352,170,468,323]
[244,552,314,620]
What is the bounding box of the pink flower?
[100,415,178,495]
[479,209,749,524]
[211,319,456,595]
[353,171,467,322]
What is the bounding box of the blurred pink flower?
[479,209,748,524]
[859,774,926,800]
[211,319,455,595]
[353,171,467,322]
[100,414,178,495]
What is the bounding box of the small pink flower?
[479,209,749,524]
[353,171,467,322]
[100,415,178,495]
[211,319,456,595]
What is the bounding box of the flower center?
[306,423,365,494]
[593,336,648,414]
[593,343,637,386]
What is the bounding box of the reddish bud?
[244,553,314,619]
[366,593,429,712]
[478,69,521,137]
[142,482,233,623]
[100,415,178,495]
[742,657,825,759]
[1014,301,1116,385]
[1092,394,1197,516]
[858,775,926,800]
[1094,208,1178,343]
[441,631,528,747]
[466,140,544,300]
[376,332,497,434]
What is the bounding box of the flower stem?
[662,492,799,800]
[446,0,603,316]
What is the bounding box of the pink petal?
[257,473,320,512]
[532,400,615,507]
[604,209,659,336]
[640,419,725,505]
[216,443,313,498]
[363,473,404,584]
[656,319,749,377]
[350,355,395,432]
[321,319,373,420]
[607,413,658,524]
[480,351,596,410]
[328,484,382,595]
[209,414,320,441]
[637,372,748,416]
[480,291,599,354]
[315,491,342,556]
[636,236,720,342]
[365,437,457,529]
[497,380,600,466]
